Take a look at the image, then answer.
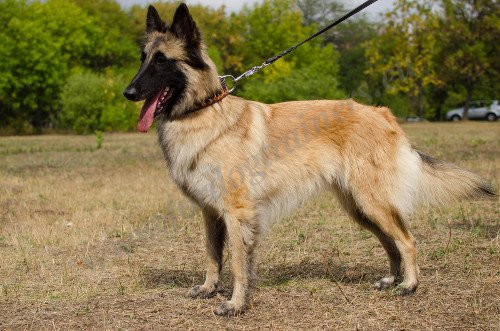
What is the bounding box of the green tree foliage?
[364,0,442,118]
[235,0,344,102]
[0,0,101,132]
[59,72,107,134]
[437,0,499,120]
[296,1,387,106]
[0,0,140,133]
[0,0,498,134]
[334,18,378,99]
[59,70,139,134]
[71,0,137,69]
[297,0,346,26]
[241,46,342,102]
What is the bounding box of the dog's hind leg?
[334,189,418,295]
[352,206,402,290]
[188,207,226,299]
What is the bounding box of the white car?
[446,100,499,121]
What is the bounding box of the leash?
[219,0,379,93]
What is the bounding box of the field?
[0,122,498,330]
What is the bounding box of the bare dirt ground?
[0,122,498,330]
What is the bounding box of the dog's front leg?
[214,213,256,316]
[188,208,226,299]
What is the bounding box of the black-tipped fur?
[477,183,497,198]
[417,151,497,200]
[416,151,439,169]
[170,4,208,70]
[147,5,167,33]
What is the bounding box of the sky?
[117,0,395,16]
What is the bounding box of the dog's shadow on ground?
[140,267,205,289]
[257,260,382,286]
[140,260,384,290]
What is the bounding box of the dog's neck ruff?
[184,83,229,116]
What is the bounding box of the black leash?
[220,0,379,93]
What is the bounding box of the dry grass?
[0,122,498,330]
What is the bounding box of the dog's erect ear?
[171,3,201,46]
[146,5,167,33]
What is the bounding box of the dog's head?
[124,4,220,132]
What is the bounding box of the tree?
[296,0,379,98]
[234,0,344,102]
[71,0,138,70]
[0,0,102,132]
[364,0,442,118]
[438,0,499,120]
[0,0,141,133]
[296,0,345,26]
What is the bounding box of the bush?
[99,72,140,132]
[233,0,344,104]
[240,65,344,103]
[59,71,139,134]
[240,45,344,103]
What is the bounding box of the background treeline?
[0,0,498,134]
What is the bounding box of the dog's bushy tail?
[417,152,496,206]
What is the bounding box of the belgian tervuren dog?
[124,4,495,316]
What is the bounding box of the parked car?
[446,100,499,121]
[406,116,425,123]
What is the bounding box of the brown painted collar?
[186,83,229,116]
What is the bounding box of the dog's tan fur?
[137,5,495,316]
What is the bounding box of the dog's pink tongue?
[138,91,162,133]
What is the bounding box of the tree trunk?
[434,89,447,121]
[463,83,474,121]
[417,80,425,119]
[32,107,43,134]
[435,101,443,121]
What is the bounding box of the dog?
[124,4,496,316]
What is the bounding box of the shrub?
[99,72,140,132]
[59,71,139,134]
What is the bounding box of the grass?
[0,122,498,330]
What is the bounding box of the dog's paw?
[213,301,244,317]
[374,276,396,291]
[391,282,417,296]
[187,285,217,299]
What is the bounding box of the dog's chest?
[158,123,224,206]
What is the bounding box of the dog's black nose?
[123,86,139,101]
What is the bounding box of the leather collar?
[186,83,229,115]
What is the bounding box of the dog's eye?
[140,52,146,63]
[157,54,169,65]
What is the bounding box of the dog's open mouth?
[138,87,174,133]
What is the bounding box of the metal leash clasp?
[219,75,237,94]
